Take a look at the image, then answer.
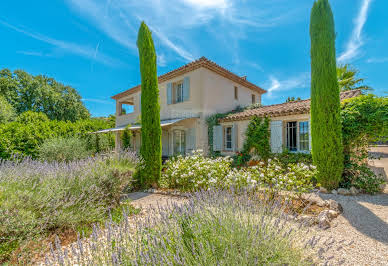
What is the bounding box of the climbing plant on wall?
[242,116,271,161]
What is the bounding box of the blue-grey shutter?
[138,93,141,111]
[270,120,283,153]
[183,77,190,101]
[167,83,172,104]
[308,119,312,151]
[213,125,222,151]
[232,124,238,151]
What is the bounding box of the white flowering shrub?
[159,150,232,191]
[160,151,317,194]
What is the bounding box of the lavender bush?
[0,150,139,262]
[48,189,338,265]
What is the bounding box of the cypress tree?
[310,0,343,189]
[137,22,162,186]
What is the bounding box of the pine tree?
[310,0,343,189]
[137,22,162,186]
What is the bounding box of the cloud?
[157,53,167,67]
[265,73,310,97]
[0,19,122,67]
[367,57,388,63]
[65,0,299,63]
[338,0,373,63]
[17,50,45,57]
[82,98,114,104]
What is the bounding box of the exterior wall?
[114,67,264,155]
[219,113,310,156]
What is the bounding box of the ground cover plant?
[0,151,139,263]
[47,189,337,265]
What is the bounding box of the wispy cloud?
[0,19,122,67]
[265,73,310,97]
[17,50,45,57]
[65,0,299,63]
[367,57,388,63]
[338,0,373,62]
[82,98,114,104]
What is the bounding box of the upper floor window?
[224,126,233,150]
[173,81,184,104]
[251,94,256,104]
[167,77,190,105]
[234,86,238,100]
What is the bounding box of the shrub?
[48,189,335,265]
[137,22,162,187]
[242,116,271,161]
[0,95,15,123]
[160,151,317,194]
[38,137,91,162]
[310,0,344,189]
[0,151,139,263]
[159,150,232,191]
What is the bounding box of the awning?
[91,117,195,134]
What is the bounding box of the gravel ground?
[311,146,388,265]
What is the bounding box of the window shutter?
[232,124,238,151]
[308,119,311,151]
[213,125,222,151]
[167,83,172,104]
[183,77,190,101]
[138,93,141,111]
[270,120,283,153]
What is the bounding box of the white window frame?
[173,81,184,104]
[223,126,233,151]
[298,121,309,152]
[173,129,186,155]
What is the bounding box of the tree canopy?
[0,95,16,123]
[337,64,371,91]
[0,69,89,122]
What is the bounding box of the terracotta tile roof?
[220,89,362,122]
[111,57,266,100]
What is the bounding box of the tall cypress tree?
[137,22,161,186]
[310,0,343,189]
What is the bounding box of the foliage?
[0,151,139,263]
[121,126,132,149]
[159,150,232,191]
[310,0,343,189]
[137,22,162,186]
[38,136,91,162]
[275,150,313,169]
[0,111,114,159]
[48,189,337,265]
[0,69,89,122]
[340,94,388,193]
[242,116,271,161]
[285,96,301,102]
[337,64,371,91]
[160,151,317,194]
[0,95,15,123]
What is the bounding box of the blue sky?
[0,0,386,117]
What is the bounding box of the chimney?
[241,75,247,80]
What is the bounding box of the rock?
[317,211,331,229]
[337,188,350,196]
[327,199,343,213]
[331,189,338,195]
[327,210,340,219]
[317,200,326,207]
[350,186,359,195]
[319,187,328,194]
[298,215,316,226]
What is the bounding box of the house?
[101,57,361,157]
[108,57,265,156]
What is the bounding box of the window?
[173,130,186,155]
[299,121,309,151]
[224,126,233,150]
[286,121,297,151]
[173,82,184,103]
[251,94,256,104]
[234,86,238,100]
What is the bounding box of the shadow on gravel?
[319,193,388,244]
